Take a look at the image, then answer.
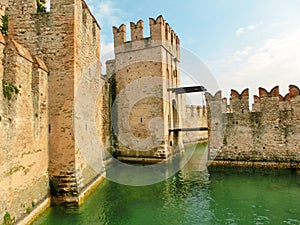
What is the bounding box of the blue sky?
[84,0,300,103]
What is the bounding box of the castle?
[0,0,207,223]
[2,0,298,224]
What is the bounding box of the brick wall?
[6,0,105,205]
[0,35,49,223]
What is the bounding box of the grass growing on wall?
[108,73,119,152]
[2,80,19,100]
[0,15,8,36]
[3,212,13,225]
[36,0,46,13]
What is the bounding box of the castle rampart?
[206,85,300,168]
[0,32,50,223]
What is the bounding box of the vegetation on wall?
[3,212,13,225]
[2,80,19,100]
[36,0,47,13]
[0,15,8,36]
[108,73,119,153]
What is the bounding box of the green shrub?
[36,0,46,13]
[26,207,31,214]
[0,15,8,36]
[2,80,19,100]
[3,212,12,225]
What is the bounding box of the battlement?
[205,90,222,101]
[130,20,144,41]
[230,88,249,113]
[206,85,300,113]
[113,15,180,49]
[7,0,37,15]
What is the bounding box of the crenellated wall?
[110,15,182,160]
[0,33,50,223]
[206,85,300,168]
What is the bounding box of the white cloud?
[208,29,300,100]
[101,41,114,74]
[235,27,245,36]
[235,23,261,37]
[235,46,252,56]
[86,0,123,26]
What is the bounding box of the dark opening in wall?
[92,22,96,37]
[235,121,238,125]
[82,7,87,25]
[263,146,266,149]
[48,124,51,133]
[234,146,238,149]
[165,29,168,40]
[140,118,143,123]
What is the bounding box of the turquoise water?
[33,143,300,225]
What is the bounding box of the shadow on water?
[33,142,300,225]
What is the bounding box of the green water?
[33,143,300,225]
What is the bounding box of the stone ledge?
[35,56,49,72]
[12,40,33,62]
[207,160,300,169]
[78,172,106,206]
[16,197,51,225]
[117,156,165,163]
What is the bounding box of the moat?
[31,143,300,225]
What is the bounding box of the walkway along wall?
[205,85,300,168]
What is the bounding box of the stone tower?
[6,0,104,205]
[110,15,183,160]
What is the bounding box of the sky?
[83,0,300,104]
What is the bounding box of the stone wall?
[0,33,49,223]
[6,0,105,205]
[111,15,183,159]
[206,85,300,168]
[182,105,208,143]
